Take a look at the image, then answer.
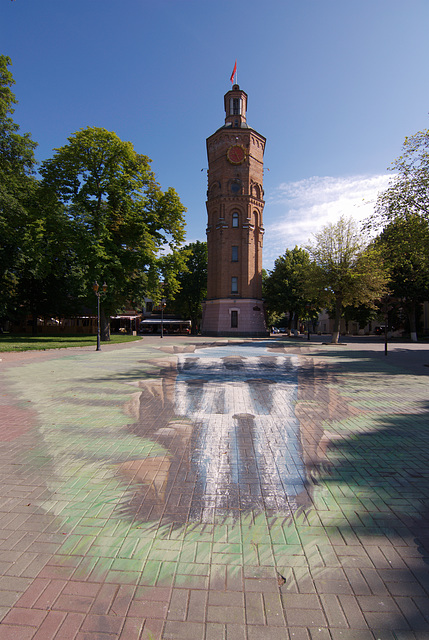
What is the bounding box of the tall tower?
[201,84,268,336]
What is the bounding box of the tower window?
[231,246,238,262]
[230,180,241,194]
[232,213,239,228]
[231,310,238,328]
[232,98,240,115]
[231,277,238,294]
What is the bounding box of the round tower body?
[201,85,268,337]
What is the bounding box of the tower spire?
[224,85,247,128]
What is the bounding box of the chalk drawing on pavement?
[175,346,304,522]
[117,343,320,526]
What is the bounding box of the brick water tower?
[201,84,268,336]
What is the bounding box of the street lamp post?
[160,298,166,338]
[93,281,107,351]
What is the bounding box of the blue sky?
[2,0,429,269]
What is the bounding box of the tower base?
[201,298,268,337]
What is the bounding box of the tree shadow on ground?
[322,405,429,548]
[311,344,429,378]
[317,405,429,631]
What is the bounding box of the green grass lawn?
[0,333,142,352]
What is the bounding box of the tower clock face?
[227,144,246,164]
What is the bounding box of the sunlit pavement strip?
[0,337,428,639]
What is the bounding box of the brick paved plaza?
[0,335,428,639]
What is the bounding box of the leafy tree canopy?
[374,214,429,340]
[373,128,429,227]
[0,55,38,319]
[306,216,389,343]
[39,127,187,337]
[368,128,429,341]
[263,246,315,330]
[164,240,207,334]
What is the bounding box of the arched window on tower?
[231,97,241,115]
[253,210,259,227]
[232,213,239,228]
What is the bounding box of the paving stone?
[263,591,286,625]
[0,624,36,639]
[330,631,374,640]
[89,583,118,615]
[245,591,265,625]
[338,594,369,629]
[286,607,328,627]
[319,593,348,628]
[394,596,429,631]
[247,625,290,639]
[2,606,48,627]
[207,602,245,624]
[357,594,402,612]
[285,629,310,640]
[32,610,67,640]
[163,620,205,639]
[118,617,145,640]
[363,609,411,630]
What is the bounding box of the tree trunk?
[191,316,200,335]
[31,298,38,336]
[31,312,38,336]
[331,297,342,344]
[100,307,110,341]
[408,301,418,342]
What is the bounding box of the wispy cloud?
[263,174,392,270]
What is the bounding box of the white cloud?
[263,174,392,270]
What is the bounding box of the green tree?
[374,215,429,341]
[342,302,379,334]
[12,192,87,333]
[306,216,389,343]
[39,127,186,339]
[263,246,315,332]
[165,241,207,334]
[370,128,429,341]
[0,55,38,320]
[374,129,429,225]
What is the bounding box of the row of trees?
[2,52,429,341]
[263,131,429,343]
[1,55,200,338]
[263,219,388,344]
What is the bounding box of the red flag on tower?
[230,60,237,84]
